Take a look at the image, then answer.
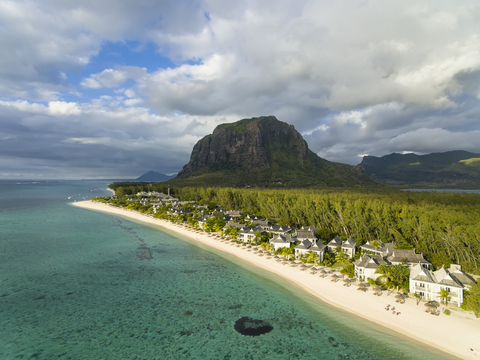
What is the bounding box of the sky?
[1,0,480,179]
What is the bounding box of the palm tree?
[375,264,410,291]
[367,277,382,287]
[306,251,318,265]
[438,288,451,306]
[335,251,349,264]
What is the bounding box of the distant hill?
[166,116,378,188]
[136,171,175,182]
[359,150,480,188]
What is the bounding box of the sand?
[71,200,480,359]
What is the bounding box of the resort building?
[270,234,295,251]
[268,225,292,235]
[294,239,326,262]
[354,254,388,281]
[359,240,394,256]
[326,237,356,258]
[326,236,342,253]
[239,226,265,243]
[341,238,356,258]
[386,249,430,269]
[295,229,316,241]
[409,264,476,307]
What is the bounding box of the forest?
[109,182,480,275]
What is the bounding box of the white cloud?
[2,0,480,176]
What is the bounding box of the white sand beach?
[72,200,480,359]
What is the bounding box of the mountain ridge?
[359,150,480,188]
[135,171,175,182]
[168,116,378,188]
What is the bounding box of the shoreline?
[71,200,480,359]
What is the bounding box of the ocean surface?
[0,180,454,360]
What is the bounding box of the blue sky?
[1,0,480,179]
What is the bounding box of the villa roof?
[433,267,465,289]
[310,242,326,253]
[387,249,431,265]
[302,226,320,233]
[295,239,313,250]
[327,236,342,247]
[410,264,472,289]
[341,238,356,249]
[270,234,294,244]
[359,240,384,252]
[295,230,315,240]
[354,254,387,269]
[410,263,436,283]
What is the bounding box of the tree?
[306,251,319,265]
[340,263,355,278]
[465,281,480,318]
[375,264,410,291]
[438,288,451,306]
[322,252,335,267]
[260,242,273,253]
[275,246,293,260]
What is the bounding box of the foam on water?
[0,181,454,359]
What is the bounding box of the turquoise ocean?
[0,181,455,359]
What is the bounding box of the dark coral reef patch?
[234,317,273,336]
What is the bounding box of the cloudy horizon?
[2,0,480,179]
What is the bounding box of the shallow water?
[0,181,454,359]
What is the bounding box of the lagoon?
[0,181,454,359]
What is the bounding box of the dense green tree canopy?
[108,183,480,274]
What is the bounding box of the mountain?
[168,116,378,187]
[359,150,480,188]
[135,171,175,182]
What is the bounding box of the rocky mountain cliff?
[359,150,480,188]
[170,116,377,187]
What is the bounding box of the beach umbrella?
[425,301,438,309]
[395,294,405,301]
[343,277,351,283]
[357,283,366,288]
[331,274,339,279]
[319,269,327,277]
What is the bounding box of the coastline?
[71,200,480,359]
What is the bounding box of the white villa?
[270,234,295,251]
[355,242,432,282]
[326,236,356,258]
[239,226,265,242]
[354,254,389,281]
[409,264,476,307]
[294,239,326,262]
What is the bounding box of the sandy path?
[71,200,480,359]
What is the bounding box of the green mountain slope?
[166,116,378,188]
[359,150,480,188]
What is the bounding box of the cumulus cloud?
[2,0,480,178]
